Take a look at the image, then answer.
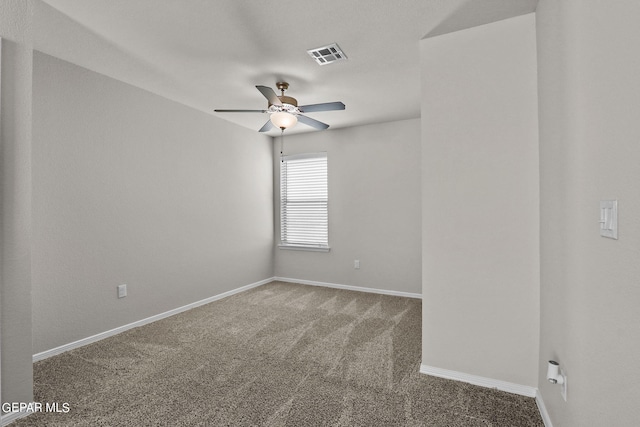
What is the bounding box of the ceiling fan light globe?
[270,112,298,129]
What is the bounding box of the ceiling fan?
[214,82,345,132]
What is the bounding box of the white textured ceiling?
[37,0,537,135]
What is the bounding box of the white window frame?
[279,152,330,252]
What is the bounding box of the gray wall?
[273,119,422,295]
[31,52,274,354]
[420,14,540,387]
[0,0,35,407]
[537,1,640,425]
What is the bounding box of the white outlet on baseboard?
[118,284,127,298]
[560,369,567,401]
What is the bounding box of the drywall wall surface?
[273,118,421,294]
[32,1,193,116]
[31,51,273,354]
[421,14,539,387]
[537,1,640,425]
[0,0,34,407]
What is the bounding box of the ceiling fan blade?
[214,109,267,113]
[256,85,282,106]
[299,102,345,113]
[258,119,275,133]
[297,114,330,130]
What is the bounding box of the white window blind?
[280,152,329,250]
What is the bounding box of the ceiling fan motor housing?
[269,97,299,114]
[270,81,298,108]
[276,95,297,107]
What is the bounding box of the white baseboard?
[536,389,553,427]
[273,276,422,299]
[32,277,273,362]
[419,364,537,398]
[422,364,553,424]
[1,408,32,426]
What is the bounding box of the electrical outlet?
[354,260,360,269]
[560,369,567,401]
[117,284,127,299]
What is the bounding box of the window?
[279,152,329,251]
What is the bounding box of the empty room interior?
[1,0,639,426]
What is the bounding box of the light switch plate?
[599,200,618,239]
[118,284,127,298]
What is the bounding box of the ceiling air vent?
[307,43,347,66]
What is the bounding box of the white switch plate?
[118,284,127,298]
[599,200,618,239]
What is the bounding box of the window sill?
[278,244,331,252]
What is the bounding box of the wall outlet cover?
[560,369,567,401]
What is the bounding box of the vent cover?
[307,43,347,66]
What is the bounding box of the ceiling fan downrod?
[276,81,289,96]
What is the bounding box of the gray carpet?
[14,281,544,426]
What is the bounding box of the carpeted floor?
[13,281,544,426]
